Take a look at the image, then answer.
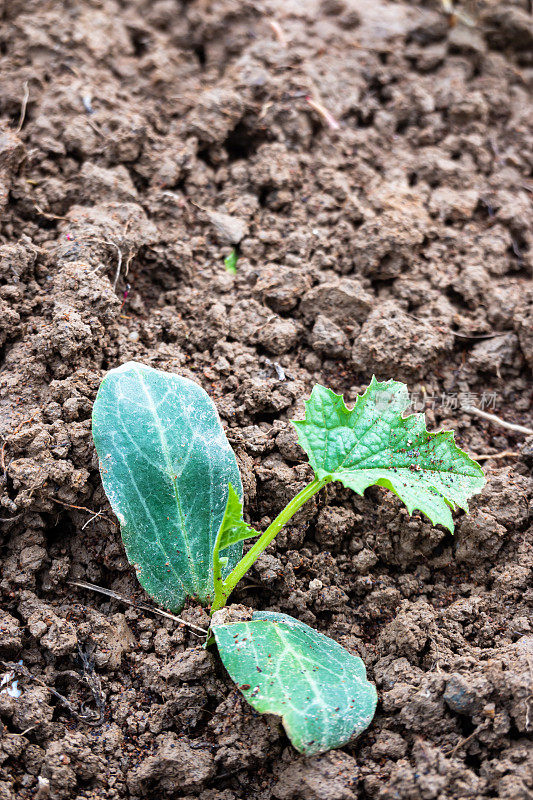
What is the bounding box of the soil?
[0,0,532,798]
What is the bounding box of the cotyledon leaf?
[212,611,377,756]
[292,378,485,532]
[92,362,243,611]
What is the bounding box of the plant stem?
[210,476,328,614]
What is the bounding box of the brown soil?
[0,0,532,798]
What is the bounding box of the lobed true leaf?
[292,377,485,531]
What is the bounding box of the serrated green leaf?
[212,611,377,756]
[292,378,485,532]
[92,362,243,611]
[215,483,260,552]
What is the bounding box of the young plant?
[92,362,485,755]
[224,248,238,274]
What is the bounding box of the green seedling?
[224,248,238,274]
[92,362,485,755]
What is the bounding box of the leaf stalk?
[211,476,329,614]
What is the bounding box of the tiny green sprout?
[92,362,485,755]
[224,248,238,274]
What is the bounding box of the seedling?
[92,362,484,755]
[224,248,238,274]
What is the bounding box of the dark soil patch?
[0,1,531,799]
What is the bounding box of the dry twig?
[70,580,208,635]
[33,204,70,221]
[50,498,116,527]
[268,19,287,46]
[474,451,520,461]
[305,96,340,131]
[452,330,513,340]
[463,406,533,436]
[446,721,490,757]
[87,238,134,289]
[15,81,29,133]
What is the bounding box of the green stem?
[210,476,328,614]
[212,527,225,610]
